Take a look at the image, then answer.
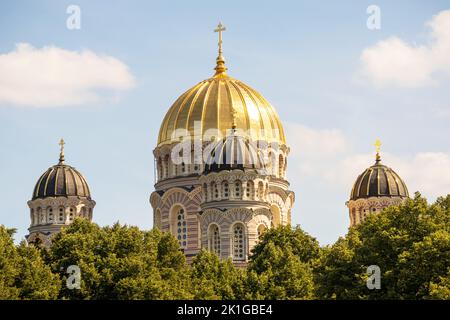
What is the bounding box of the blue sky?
[1,0,450,245]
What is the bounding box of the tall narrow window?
[58,207,64,223]
[246,181,254,199]
[222,181,229,198]
[176,208,187,249]
[47,207,53,223]
[208,224,220,255]
[234,181,242,198]
[232,223,245,261]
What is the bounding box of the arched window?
[351,208,356,225]
[36,207,43,225]
[279,154,284,177]
[163,155,169,179]
[173,207,187,249]
[157,157,163,180]
[154,209,162,229]
[47,207,54,223]
[232,223,246,261]
[258,182,264,200]
[208,224,220,255]
[270,204,281,227]
[203,183,208,201]
[246,181,254,199]
[58,207,65,223]
[69,207,75,222]
[212,182,219,200]
[257,224,266,238]
[234,180,242,198]
[222,181,229,199]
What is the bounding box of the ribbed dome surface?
[350,160,409,201]
[32,164,91,200]
[158,74,286,146]
[204,133,266,174]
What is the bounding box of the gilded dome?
[204,132,267,174]
[32,140,92,200]
[157,33,286,147]
[350,156,409,201]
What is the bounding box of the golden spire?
[374,139,381,163]
[59,138,65,164]
[214,22,227,76]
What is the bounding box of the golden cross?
[59,138,65,163]
[214,22,226,55]
[374,139,381,154]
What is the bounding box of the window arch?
[69,207,75,222]
[222,181,229,199]
[36,207,43,225]
[171,206,187,249]
[232,223,246,261]
[270,204,281,227]
[208,224,221,256]
[58,207,65,223]
[246,181,254,199]
[47,207,54,223]
[258,182,264,200]
[279,154,284,177]
[234,180,242,198]
[212,182,219,200]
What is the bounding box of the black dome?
[350,158,409,201]
[204,133,267,174]
[32,163,91,200]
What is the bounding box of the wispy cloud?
[357,10,450,88]
[286,123,450,200]
[0,43,135,107]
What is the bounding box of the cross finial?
[213,22,227,76]
[59,138,65,164]
[374,139,381,163]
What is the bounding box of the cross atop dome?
[214,22,227,76]
[59,138,65,164]
[374,139,381,163]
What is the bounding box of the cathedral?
[150,23,294,265]
[26,24,410,264]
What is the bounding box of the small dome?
[32,139,92,200]
[204,132,267,174]
[32,164,92,200]
[350,157,409,201]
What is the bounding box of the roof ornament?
[59,138,65,164]
[214,22,227,76]
[374,139,381,163]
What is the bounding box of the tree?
[47,218,191,299]
[189,249,245,299]
[315,193,450,299]
[246,226,319,299]
[0,226,59,299]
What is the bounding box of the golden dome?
[157,24,286,147]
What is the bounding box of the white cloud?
[358,10,450,88]
[286,123,450,200]
[0,43,135,107]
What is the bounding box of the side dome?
[32,141,92,200]
[204,132,267,174]
[350,156,409,201]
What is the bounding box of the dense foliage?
[0,193,449,300]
